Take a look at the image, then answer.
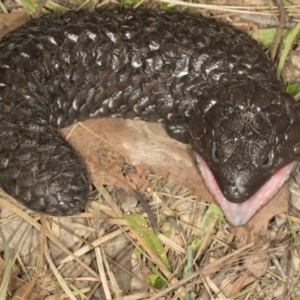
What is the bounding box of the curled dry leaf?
[60,118,214,200]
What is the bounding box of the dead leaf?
[60,118,214,202]
[125,165,152,191]
[0,208,40,257]
[0,11,29,39]
[0,257,49,299]
[231,187,288,293]
[60,118,289,227]
[61,118,290,294]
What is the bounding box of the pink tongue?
[194,153,298,226]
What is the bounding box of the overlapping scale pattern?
[0,9,299,216]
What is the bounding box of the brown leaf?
[61,117,290,288]
[60,119,289,225]
[231,187,288,293]
[60,118,214,201]
[0,257,49,299]
[0,11,29,39]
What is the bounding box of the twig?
[33,0,47,18]
[132,190,159,232]
[270,0,286,61]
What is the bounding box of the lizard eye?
[212,143,219,163]
[262,151,273,168]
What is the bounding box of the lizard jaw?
[194,153,298,226]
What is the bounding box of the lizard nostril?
[223,184,249,203]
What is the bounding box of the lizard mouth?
[193,152,298,226]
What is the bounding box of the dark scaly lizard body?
[0,9,299,226]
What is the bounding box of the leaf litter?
[0,117,299,299]
[0,1,300,299]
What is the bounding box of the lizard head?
[189,81,300,226]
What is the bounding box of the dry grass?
[0,1,300,299]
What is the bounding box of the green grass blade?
[125,213,170,269]
[277,21,300,79]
